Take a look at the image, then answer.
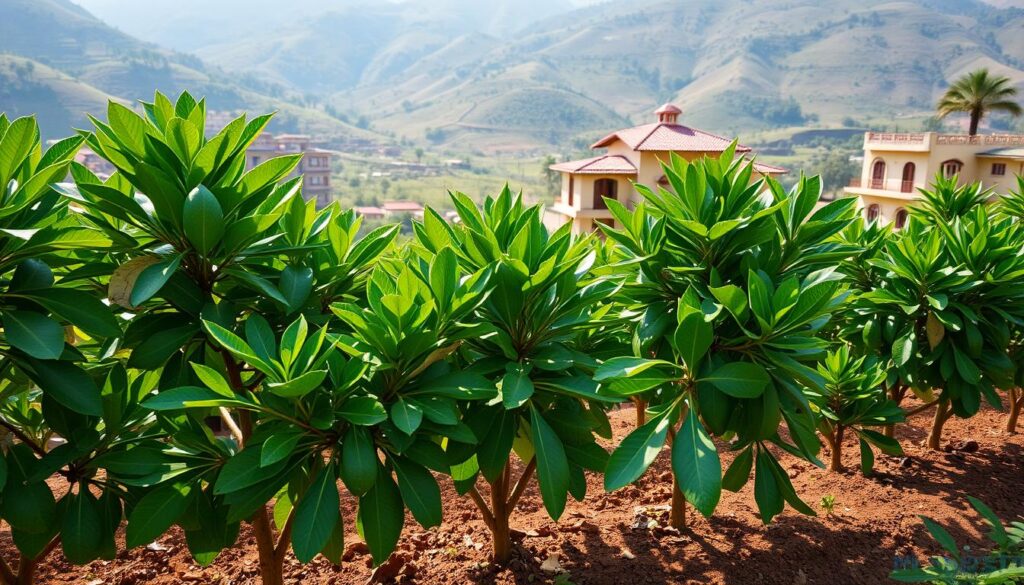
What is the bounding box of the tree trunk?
[1007,389,1021,434]
[883,385,905,439]
[489,464,512,565]
[633,398,646,427]
[969,110,980,136]
[828,426,845,472]
[927,400,950,450]
[669,471,687,530]
[253,508,285,585]
[14,557,34,585]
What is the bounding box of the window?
[251,156,261,167]
[594,179,617,209]
[894,208,908,229]
[941,159,963,179]
[992,163,1007,176]
[901,163,915,193]
[307,157,320,168]
[866,204,880,222]
[567,176,575,206]
[871,159,886,189]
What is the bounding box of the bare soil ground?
[9,402,1024,585]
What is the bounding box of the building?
[381,200,425,218]
[247,133,334,207]
[546,103,787,233]
[844,132,1024,227]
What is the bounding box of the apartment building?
[546,104,786,233]
[247,133,334,207]
[843,132,1024,226]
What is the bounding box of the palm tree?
[936,69,1022,135]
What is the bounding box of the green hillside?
[0,0,379,141]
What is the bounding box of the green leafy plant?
[595,148,858,529]
[810,346,905,473]
[412,188,619,564]
[820,494,837,516]
[839,178,1024,449]
[0,114,140,585]
[892,497,1024,584]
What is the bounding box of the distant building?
[381,200,425,218]
[354,206,387,219]
[547,104,786,233]
[844,132,1024,227]
[247,133,334,207]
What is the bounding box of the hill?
[0,0,378,141]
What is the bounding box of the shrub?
[412,187,619,563]
[594,148,858,527]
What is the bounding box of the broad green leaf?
[183,186,224,255]
[675,310,713,372]
[22,359,103,416]
[672,408,721,517]
[143,386,250,411]
[530,407,570,520]
[604,412,671,491]
[702,362,770,398]
[340,425,378,496]
[190,363,234,397]
[292,463,340,563]
[337,396,388,426]
[214,447,287,495]
[391,456,442,528]
[501,366,534,409]
[594,357,679,381]
[130,255,183,307]
[23,289,121,338]
[266,370,327,398]
[260,430,305,468]
[126,483,194,548]
[62,491,103,564]
[279,265,314,313]
[753,449,783,524]
[4,310,65,360]
[390,398,423,435]
[357,469,405,566]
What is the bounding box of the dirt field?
[9,402,1023,585]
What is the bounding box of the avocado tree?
[838,177,1024,449]
[0,115,142,584]
[58,92,426,584]
[412,188,620,564]
[809,346,905,473]
[595,149,858,529]
[995,177,1024,434]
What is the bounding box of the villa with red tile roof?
[546,104,786,233]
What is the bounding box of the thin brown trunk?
[828,426,845,472]
[14,557,33,585]
[969,110,980,136]
[883,385,906,439]
[633,398,646,427]
[927,400,950,450]
[669,473,687,529]
[224,354,284,585]
[489,463,512,565]
[1007,389,1021,433]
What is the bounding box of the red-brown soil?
[8,402,1023,585]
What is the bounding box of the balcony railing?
[901,180,914,193]
[849,178,861,187]
[866,132,927,145]
[849,177,921,194]
[870,178,884,189]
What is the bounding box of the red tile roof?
[592,122,752,153]
[382,200,424,212]
[549,154,637,175]
[750,161,788,175]
[355,206,386,216]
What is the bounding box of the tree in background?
[541,156,560,198]
[936,69,1022,135]
[811,150,858,196]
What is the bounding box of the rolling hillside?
[0,0,378,141]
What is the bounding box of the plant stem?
[489,462,512,565]
[1006,388,1021,434]
[506,458,537,511]
[883,385,907,439]
[927,399,950,450]
[828,426,845,472]
[666,425,687,530]
[633,398,647,427]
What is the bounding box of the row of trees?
[0,93,1022,585]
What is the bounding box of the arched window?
[594,179,617,209]
[941,159,963,179]
[871,159,886,189]
[894,208,908,229]
[866,204,880,222]
[901,163,915,193]
[567,176,575,206]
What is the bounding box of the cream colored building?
[546,104,786,233]
[844,132,1024,227]
[248,133,334,207]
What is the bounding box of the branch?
[467,484,495,531]
[0,419,45,457]
[506,458,537,511]
[219,407,245,445]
